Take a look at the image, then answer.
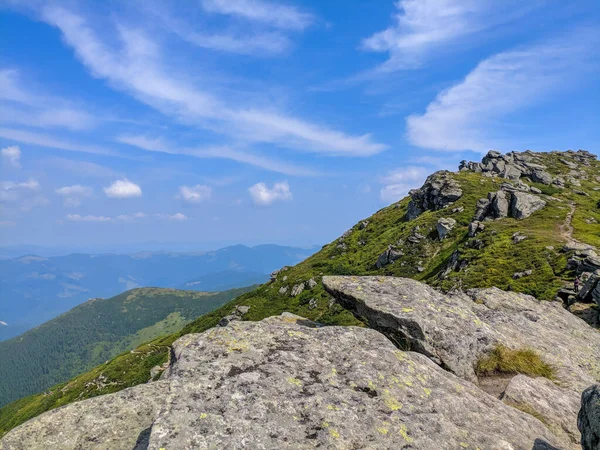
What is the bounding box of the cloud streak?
[362,0,537,71]
[41,6,386,158]
[406,29,600,151]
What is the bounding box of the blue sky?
[0,0,598,251]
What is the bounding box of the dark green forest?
[0,286,255,407]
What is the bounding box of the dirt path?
[559,202,597,251]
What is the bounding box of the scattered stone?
[451,206,464,213]
[578,385,600,450]
[0,314,565,450]
[573,189,590,197]
[568,303,599,328]
[512,232,528,243]
[530,186,542,194]
[560,158,579,169]
[375,245,404,269]
[278,286,289,295]
[307,298,318,310]
[283,275,288,282]
[468,221,485,237]
[436,217,456,240]
[307,278,318,289]
[269,269,280,282]
[406,171,463,220]
[290,283,305,297]
[357,220,369,230]
[512,270,533,279]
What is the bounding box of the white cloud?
[0,179,40,202]
[200,0,314,30]
[116,212,147,221]
[179,185,212,204]
[66,214,112,222]
[362,0,535,71]
[104,179,142,198]
[379,166,428,203]
[40,7,385,159]
[1,145,21,168]
[55,184,94,207]
[0,221,16,227]
[248,181,292,205]
[56,185,94,196]
[406,29,600,151]
[156,212,188,221]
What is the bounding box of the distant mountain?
[0,244,318,341]
[0,285,255,408]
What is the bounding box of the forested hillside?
[0,286,255,408]
[1,149,598,437]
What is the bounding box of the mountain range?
[0,244,318,341]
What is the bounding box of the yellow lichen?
[377,426,389,435]
[287,377,303,387]
[401,307,414,313]
[326,404,340,411]
[422,387,432,396]
[460,443,469,448]
[399,425,413,443]
[199,413,207,419]
[329,428,340,439]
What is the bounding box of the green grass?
[1,150,597,438]
[476,345,556,379]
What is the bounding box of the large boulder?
[578,385,600,450]
[375,245,403,269]
[0,314,563,450]
[510,192,547,220]
[406,171,463,220]
[323,276,600,449]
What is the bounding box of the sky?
[0,0,598,251]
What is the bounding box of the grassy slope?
[0,286,255,409]
[1,151,598,437]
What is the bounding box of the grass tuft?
[476,345,555,379]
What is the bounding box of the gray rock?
[236,305,250,315]
[513,232,528,243]
[270,269,281,282]
[560,158,579,169]
[510,192,547,219]
[490,190,510,218]
[307,278,318,289]
[406,171,463,220]
[530,186,543,194]
[1,314,564,449]
[290,283,305,297]
[578,271,600,305]
[503,375,581,446]
[278,286,289,295]
[451,206,464,213]
[578,385,600,450]
[436,217,456,240]
[468,221,485,237]
[323,275,600,448]
[512,269,533,279]
[375,245,403,269]
[358,220,369,230]
[308,298,318,309]
[530,169,553,185]
[474,197,491,221]
[0,383,169,450]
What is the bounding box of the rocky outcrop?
[460,150,553,185]
[0,313,563,450]
[218,305,251,327]
[406,171,462,220]
[323,276,600,448]
[578,385,600,450]
[511,192,547,220]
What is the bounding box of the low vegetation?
[476,345,555,379]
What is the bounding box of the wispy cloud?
[116,134,319,176]
[200,0,314,30]
[248,181,292,205]
[379,166,428,203]
[65,211,186,223]
[1,145,21,168]
[104,179,142,198]
[66,213,112,223]
[0,178,49,211]
[156,212,188,221]
[0,127,121,157]
[40,6,385,159]
[406,29,600,151]
[178,185,212,203]
[362,0,537,72]
[0,69,95,130]
[38,157,122,178]
[55,185,94,207]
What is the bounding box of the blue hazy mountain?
[0,244,318,341]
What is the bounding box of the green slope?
[0,286,255,409]
[1,150,598,437]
